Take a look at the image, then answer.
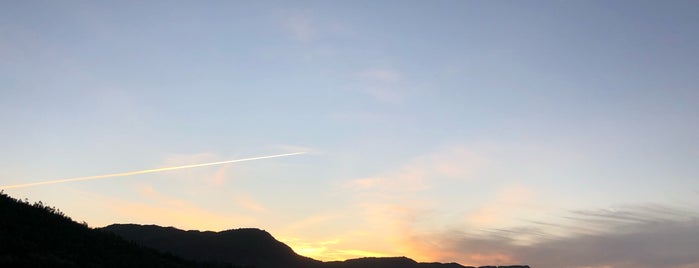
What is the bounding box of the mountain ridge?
[1,191,529,268]
[102,223,530,268]
[0,192,220,267]
[100,223,319,268]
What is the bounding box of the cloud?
[159,152,228,186]
[338,145,495,261]
[280,235,389,261]
[283,9,317,42]
[341,144,699,267]
[265,144,320,154]
[233,193,267,213]
[354,68,406,103]
[284,213,342,232]
[417,205,699,268]
[92,185,257,231]
[157,151,306,187]
[465,186,537,228]
[211,165,230,186]
[347,145,488,193]
[358,68,403,84]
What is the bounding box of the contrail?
[2,152,307,189]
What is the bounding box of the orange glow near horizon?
[282,237,515,267]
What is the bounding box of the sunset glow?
[2,1,699,268]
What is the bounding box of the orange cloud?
[347,145,488,193]
[96,185,257,231]
[336,146,491,263]
[466,186,537,227]
[284,213,341,232]
[210,165,230,186]
[461,252,515,266]
[233,194,267,213]
[280,233,393,262]
[337,145,545,265]
[106,201,254,231]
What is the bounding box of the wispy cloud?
[3,152,242,189]
[358,68,402,84]
[337,145,494,261]
[95,185,258,231]
[339,143,699,267]
[233,193,267,213]
[280,235,389,261]
[157,151,306,187]
[284,213,342,232]
[265,144,320,155]
[160,152,233,187]
[411,205,699,268]
[465,186,538,229]
[283,9,317,42]
[354,67,407,103]
[347,145,487,192]
[211,165,230,186]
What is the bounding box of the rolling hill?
[101,224,530,268]
[1,191,529,268]
[0,191,228,267]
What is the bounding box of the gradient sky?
[2,1,699,268]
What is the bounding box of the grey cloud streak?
[442,205,699,268]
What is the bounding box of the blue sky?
[2,1,699,267]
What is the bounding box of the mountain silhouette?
[100,224,319,268]
[0,191,232,267]
[102,224,530,268]
[1,191,529,268]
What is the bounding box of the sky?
[1,1,699,267]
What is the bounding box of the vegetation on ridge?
[0,191,232,267]
[1,191,529,268]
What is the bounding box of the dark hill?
[102,224,530,268]
[0,191,227,268]
[324,256,465,268]
[101,224,320,268]
[0,190,528,268]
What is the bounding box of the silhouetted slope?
[101,224,321,268]
[103,224,530,268]
[325,257,425,268]
[0,190,528,268]
[324,256,529,268]
[0,192,219,268]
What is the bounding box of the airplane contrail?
[1,152,307,189]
